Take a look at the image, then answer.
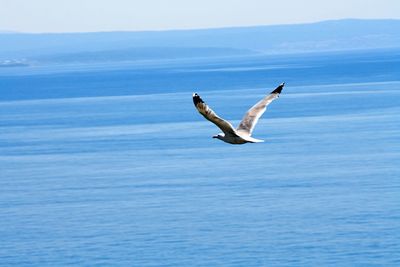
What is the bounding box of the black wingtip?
[270,82,285,94]
[192,93,204,105]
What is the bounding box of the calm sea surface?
[1,51,400,266]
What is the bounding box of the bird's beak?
[212,135,218,138]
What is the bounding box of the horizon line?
[1,18,399,35]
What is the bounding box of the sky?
[1,0,400,33]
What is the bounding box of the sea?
[0,49,399,266]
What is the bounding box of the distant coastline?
[1,19,399,58]
[0,19,399,67]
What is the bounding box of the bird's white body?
[193,83,285,144]
[213,133,264,144]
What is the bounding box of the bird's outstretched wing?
[236,83,285,136]
[193,93,238,136]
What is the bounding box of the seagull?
[193,83,285,144]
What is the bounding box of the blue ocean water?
[0,50,400,266]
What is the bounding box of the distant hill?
[0,19,399,63]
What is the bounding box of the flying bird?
[193,83,285,144]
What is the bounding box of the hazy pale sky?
[1,0,400,33]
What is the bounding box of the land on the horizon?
[0,19,399,64]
